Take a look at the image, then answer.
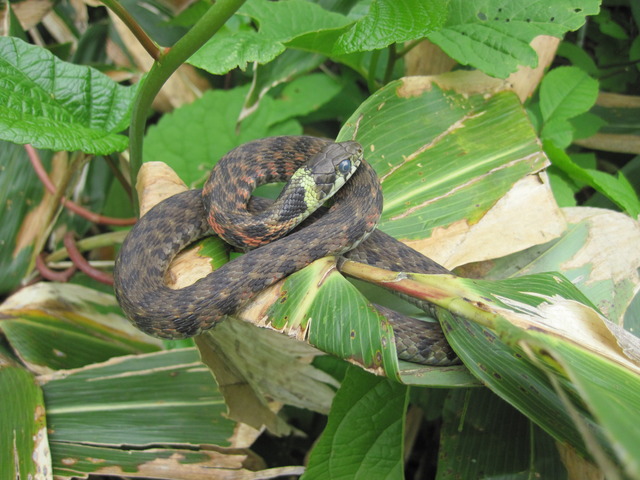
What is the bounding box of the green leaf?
[327,0,449,54]
[427,0,601,78]
[144,80,342,187]
[570,111,606,140]
[545,141,640,217]
[0,283,160,371]
[547,168,579,207]
[556,41,600,76]
[338,77,548,242]
[189,24,284,74]
[550,340,640,478]
[242,49,327,117]
[190,0,448,75]
[302,366,407,480]
[189,0,349,74]
[0,363,50,480]
[264,258,401,376]
[0,36,136,154]
[439,389,569,478]
[266,73,343,126]
[541,117,574,148]
[38,349,302,478]
[41,349,235,446]
[540,66,599,123]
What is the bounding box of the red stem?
[35,253,77,282]
[64,233,114,286]
[25,144,137,226]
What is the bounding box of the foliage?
[1,0,639,479]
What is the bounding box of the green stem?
[102,0,161,60]
[367,49,381,93]
[382,43,396,86]
[46,231,129,262]
[128,0,247,211]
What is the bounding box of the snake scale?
[114,136,458,366]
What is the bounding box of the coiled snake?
[114,136,457,365]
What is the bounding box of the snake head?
[308,140,364,201]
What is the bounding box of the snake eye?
[337,159,351,175]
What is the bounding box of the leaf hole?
[477,11,487,21]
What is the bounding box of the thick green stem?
[128,0,247,211]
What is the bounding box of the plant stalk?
[128,0,247,211]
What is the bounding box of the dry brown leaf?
[1,0,53,32]
[406,171,566,269]
[108,12,209,111]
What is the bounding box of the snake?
[113,136,458,366]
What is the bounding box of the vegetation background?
[1,0,639,479]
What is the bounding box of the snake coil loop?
[114,136,458,365]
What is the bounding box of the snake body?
[114,136,457,365]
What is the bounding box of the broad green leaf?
[39,349,305,479]
[292,0,448,54]
[0,37,136,154]
[545,141,640,217]
[266,73,343,126]
[0,283,160,371]
[241,49,327,119]
[538,335,640,479]
[189,24,284,75]
[252,256,476,385]
[41,349,235,446]
[190,0,447,75]
[541,117,574,148]
[439,389,569,479]
[189,0,350,74]
[302,365,407,480]
[0,362,50,480]
[143,86,306,187]
[540,66,599,123]
[346,264,638,473]
[338,77,548,242]
[427,0,601,78]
